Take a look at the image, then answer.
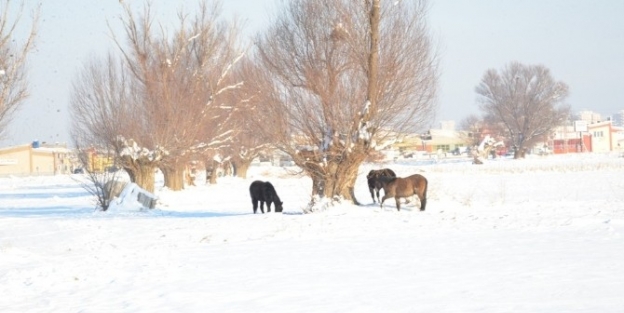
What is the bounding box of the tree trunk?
[207,159,219,184]
[120,156,157,193]
[303,0,379,208]
[232,158,252,179]
[186,169,196,186]
[224,161,234,177]
[162,165,185,191]
[303,150,366,212]
[366,0,380,115]
[133,163,156,194]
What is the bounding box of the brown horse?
[378,174,428,211]
[366,168,396,203]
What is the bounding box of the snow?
[1,153,624,312]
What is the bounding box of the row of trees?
[3,0,571,210]
[69,0,439,210]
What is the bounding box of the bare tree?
[0,0,38,139]
[70,53,163,193]
[109,0,244,191]
[71,54,132,149]
[73,148,125,212]
[476,62,570,158]
[458,114,483,148]
[224,57,272,178]
[254,0,438,211]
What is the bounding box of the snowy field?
[1,153,624,312]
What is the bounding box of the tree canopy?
[253,0,438,210]
[0,0,38,139]
[476,61,570,158]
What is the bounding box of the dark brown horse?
[366,168,396,203]
[378,174,428,211]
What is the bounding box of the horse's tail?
[420,177,428,211]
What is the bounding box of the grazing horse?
[378,174,428,211]
[249,180,283,214]
[366,168,397,203]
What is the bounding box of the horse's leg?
[260,201,265,214]
[422,186,428,211]
[369,186,376,203]
[267,201,272,213]
[252,199,258,214]
[380,194,390,210]
[375,188,381,204]
[418,192,427,211]
[395,197,401,211]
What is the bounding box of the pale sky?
[1,0,623,146]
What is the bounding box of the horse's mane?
[377,175,397,184]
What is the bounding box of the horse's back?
[386,174,427,196]
[406,173,427,185]
[249,180,265,199]
[367,168,396,179]
[263,181,278,198]
[382,168,397,177]
[405,174,428,197]
[250,180,279,201]
[367,168,397,189]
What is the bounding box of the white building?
[577,110,602,124]
[0,143,73,176]
[438,120,456,131]
[611,110,624,127]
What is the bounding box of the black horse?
[366,168,397,203]
[249,180,284,214]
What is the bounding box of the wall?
[589,122,613,153]
[0,145,32,176]
[0,144,68,176]
[31,150,56,175]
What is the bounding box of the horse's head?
[366,170,377,179]
[275,201,284,213]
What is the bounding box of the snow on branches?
[116,136,168,162]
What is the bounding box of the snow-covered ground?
[1,153,624,312]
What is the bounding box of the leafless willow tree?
[475,62,570,158]
[0,0,38,139]
[253,0,438,210]
[223,57,272,178]
[71,54,133,148]
[110,1,244,191]
[71,1,244,192]
[70,53,161,193]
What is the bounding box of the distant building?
[611,110,624,127]
[438,120,455,131]
[0,142,73,176]
[392,127,469,155]
[577,110,602,124]
[551,124,591,153]
[588,121,624,153]
[80,148,116,173]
